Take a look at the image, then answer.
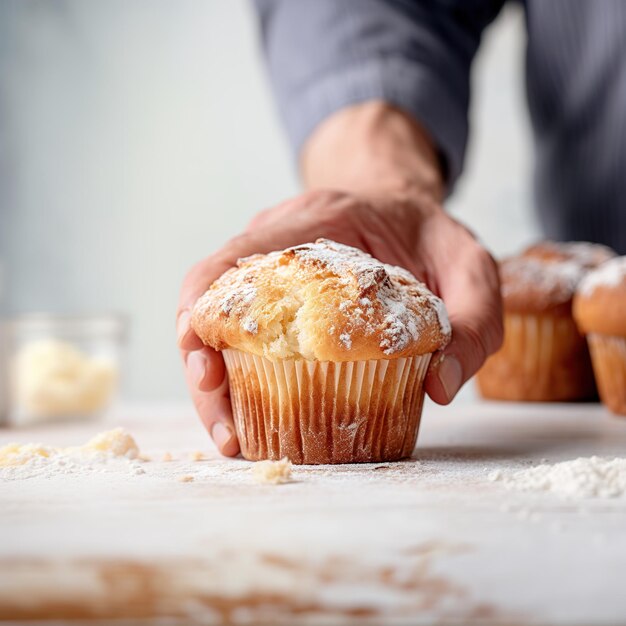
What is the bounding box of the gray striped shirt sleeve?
[253,0,504,188]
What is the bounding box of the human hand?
[177,189,503,456]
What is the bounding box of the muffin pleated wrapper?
[587,334,626,416]
[222,349,431,464]
[476,313,595,401]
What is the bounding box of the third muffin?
[574,256,626,416]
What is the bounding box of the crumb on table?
[252,458,293,484]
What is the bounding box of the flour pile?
[489,456,626,499]
[0,428,144,480]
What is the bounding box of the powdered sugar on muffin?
[578,256,626,296]
[523,240,616,269]
[500,240,616,314]
[574,255,626,340]
[500,256,585,312]
[192,239,451,362]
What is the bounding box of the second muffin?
[476,241,615,401]
[192,239,451,464]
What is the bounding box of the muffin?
[476,241,615,401]
[574,256,626,416]
[522,240,616,269]
[191,238,450,464]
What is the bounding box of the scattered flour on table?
[187,458,426,487]
[489,456,626,499]
[0,427,430,486]
[0,427,144,480]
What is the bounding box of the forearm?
[301,102,445,203]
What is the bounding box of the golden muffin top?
[574,256,626,336]
[500,240,616,315]
[191,238,451,361]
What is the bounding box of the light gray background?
[0,1,539,401]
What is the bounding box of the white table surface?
[2,399,626,625]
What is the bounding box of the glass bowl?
[1,314,128,427]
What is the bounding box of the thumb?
[425,316,501,404]
[425,249,503,404]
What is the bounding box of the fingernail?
[438,354,463,401]
[177,310,192,347]
[187,351,206,388]
[211,422,235,451]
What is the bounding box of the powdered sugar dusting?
[339,332,352,350]
[561,241,615,268]
[203,265,260,335]
[525,240,616,269]
[376,265,448,355]
[242,318,258,334]
[197,239,450,358]
[579,256,626,296]
[291,240,450,354]
[379,299,418,354]
[220,282,256,316]
[502,241,618,308]
[501,256,585,300]
[433,297,452,337]
[290,240,387,291]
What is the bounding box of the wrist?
[301,101,445,203]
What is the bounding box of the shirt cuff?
[276,56,468,193]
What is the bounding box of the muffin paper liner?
[222,350,431,464]
[588,334,626,416]
[476,313,595,401]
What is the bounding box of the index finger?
[176,233,273,351]
[176,249,244,352]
